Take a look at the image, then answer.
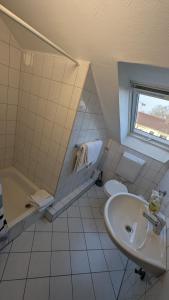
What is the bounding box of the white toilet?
[104,152,145,198]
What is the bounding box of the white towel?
[74,144,88,172]
[30,189,54,209]
[86,140,103,165]
[74,140,103,172]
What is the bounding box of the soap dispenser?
[149,190,167,213]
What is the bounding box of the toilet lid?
[104,180,128,196]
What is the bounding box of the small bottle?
[149,190,161,213]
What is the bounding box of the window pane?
[135,93,169,140]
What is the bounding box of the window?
[130,84,169,146]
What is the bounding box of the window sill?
[122,135,169,163]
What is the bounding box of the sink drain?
[125,225,133,233]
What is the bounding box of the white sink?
[104,193,166,276]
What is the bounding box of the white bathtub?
[0,167,43,249]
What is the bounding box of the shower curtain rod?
[0,4,79,66]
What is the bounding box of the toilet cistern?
[104,152,145,197]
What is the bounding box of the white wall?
[0,16,90,195]
[15,49,89,194]
[118,62,169,143]
[55,67,108,201]
[0,18,21,168]
[102,139,168,200]
[2,1,169,143]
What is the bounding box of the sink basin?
[104,193,166,276]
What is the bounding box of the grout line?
[80,199,97,300]
[97,217,118,300]
[0,269,126,282]
[2,248,122,254]
[116,259,129,300]
[67,207,74,300]
[22,225,36,300]
[0,241,12,282]
[48,216,53,300]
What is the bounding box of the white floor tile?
[80,207,93,218]
[104,250,124,271]
[68,218,83,232]
[28,251,51,278]
[82,218,98,232]
[52,232,69,250]
[24,277,49,300]
[92,207,103,219]
[69,233,86,250]
[88,250,108,272]
[67,206,80,218]
[71,251,90,274]
[72,273,95,300]
[110,270,124,297]
[11,232,34,252]
[52,218,68,232]
[51,251,71,276]
[78,196,90,207]
[25,223,36,232]
[92,272,116,300]
[85,233,102,249]
[95,219,107,232]
[50,276,72,300]
[99,233,117,249]
[35,218,53,232]
[0,279,25,300]
[32,232,52,252]
[3,252,30,280]
[0,254,8,279]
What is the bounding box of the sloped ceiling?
[1,0,169,140]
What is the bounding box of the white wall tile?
[10,46,21,70]
[0,85,8,103]
[0,41,9,66]
[0,18,10,43]
[59,83,74,108]
[0,64,8,86]
[7,87,19,105]
[9,68,20,88]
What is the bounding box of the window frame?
[130,83,169,148]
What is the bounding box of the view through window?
[134,93,169,141]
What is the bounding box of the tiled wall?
[0,16,89,195]
[0,18,21,168]
[14,49,89,194]
[102,139,168,200]
[55,68,108,201]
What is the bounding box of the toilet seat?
[104,180,128,197]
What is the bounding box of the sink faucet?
[143,211,166,235]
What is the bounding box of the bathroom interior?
[0,1,169,300]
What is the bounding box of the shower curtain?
[0,182,8,241]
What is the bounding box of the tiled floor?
[0,185,131,300]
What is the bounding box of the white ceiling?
[1,0,169,65]
[1,0,169,140]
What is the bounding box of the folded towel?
[74,140,103,172]
[74,144,88,172]
[86,140,103,165]
[30,189,54,209]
